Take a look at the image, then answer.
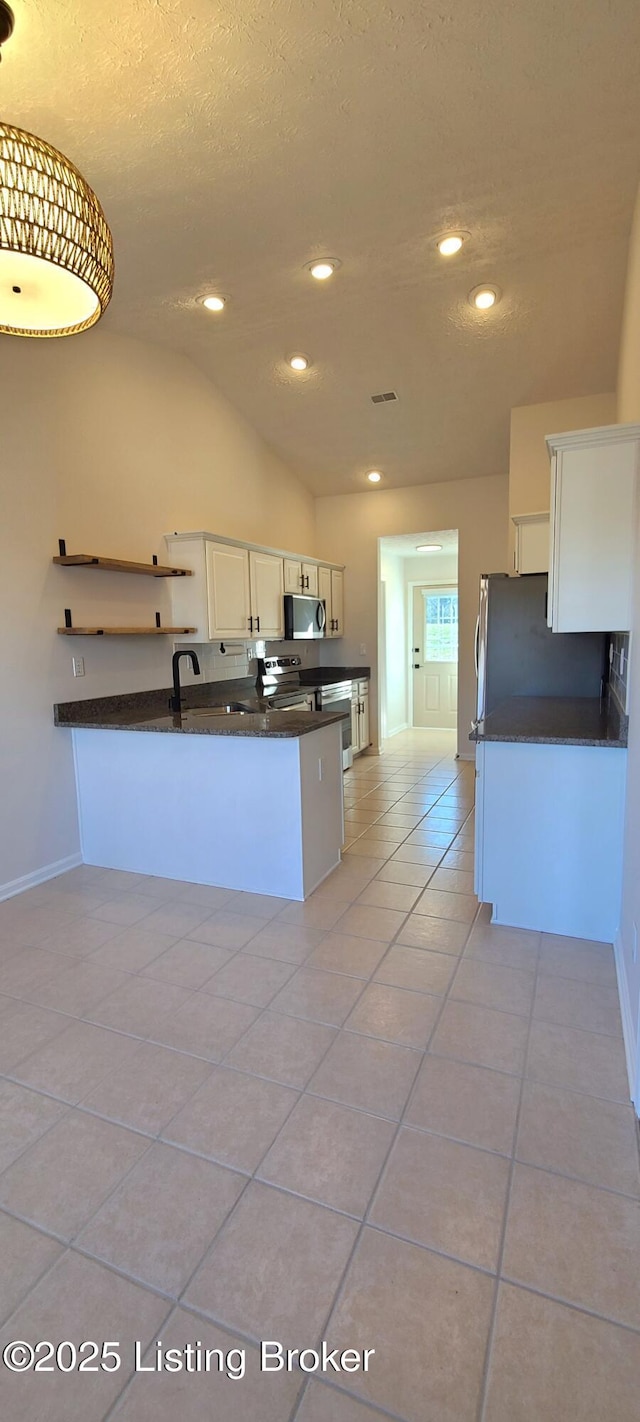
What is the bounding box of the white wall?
[616,181,640,1107]
[315,475,508,757]
[0,329,316,894]
[379,549,408,736]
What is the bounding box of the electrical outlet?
[359,644,366,655]
[318,758,324,781]
[72,656,85,677]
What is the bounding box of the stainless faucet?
[170,649,201,714]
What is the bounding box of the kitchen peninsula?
[55,684,346,900]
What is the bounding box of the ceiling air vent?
[370,390,398,404]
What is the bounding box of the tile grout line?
[475,929,541,1422]
[287,898,483,1422]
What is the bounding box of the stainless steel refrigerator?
[474,573,607,726]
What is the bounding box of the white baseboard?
[386,723,409,738]
[456,751,475,762]
[614,931,640,1113]
[0,852,83,903]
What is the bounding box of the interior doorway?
[378,529,459,742]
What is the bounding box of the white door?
[249,551,284,638]
[331,569,344,636]
[318,566,333,635]
[302,562,319,596]
[206,542,251,639]
[284,558,302,594]
[412,585,458,729]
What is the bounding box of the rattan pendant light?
[0,2,114,337]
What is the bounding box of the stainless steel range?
[257,657,353,768]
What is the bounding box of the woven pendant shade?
[0,121,114,338]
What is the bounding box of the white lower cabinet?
[248,550,284,639]
[351,680,370,755]
[475,740,626,941]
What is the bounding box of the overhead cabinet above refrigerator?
[546,423,639,633]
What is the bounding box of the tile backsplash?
[609,632,631,714]
[172,638,319,686]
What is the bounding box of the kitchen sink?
[182,703,252,718]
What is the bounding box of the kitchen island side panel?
[299,722,344,895]
[480,741,627,941]
[72,727,309,897]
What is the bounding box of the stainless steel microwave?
[283,594,326,640]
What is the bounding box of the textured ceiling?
[2,1,640,493]
[381,529,458,561]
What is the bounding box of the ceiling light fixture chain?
[0,2,114,337]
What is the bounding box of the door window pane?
[424,592,458,662]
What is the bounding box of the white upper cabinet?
[206,542,251,638]
[283,559,319,596]
[167,533,343,643]
[330,568,344,636]
[284,558,304,594]
[303,562,319,596]
[249,550,284,639]
[318,565,343,637]
[546,424,639,633]
[512,513,549,575]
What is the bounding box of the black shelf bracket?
[64,608,72,628]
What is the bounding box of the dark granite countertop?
[300,666,370,686]
[54,675,349,739]
[470,696,628,748]
[65,708,347,738]
[54,667,369,733]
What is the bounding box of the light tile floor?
[0,728,638,1421]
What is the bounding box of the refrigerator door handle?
[474,616,480,677]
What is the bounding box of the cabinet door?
[549,439,636,632]
[318,566,333,634]
[359,690,370,751]
[514,516,549,575]
[206,542,251,639]
[249,551,284,638]
[330,569,344,636]
[350,697,361,754]
[302,562,319,596]
[283,559,303,594]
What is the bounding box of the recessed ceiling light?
[307,259,340,280]
[469,284,500,310]
[288,353,310,371]
[416,543,443,552]
[367,471,382,484]
[437,233,465,257]
[201,295,226,312]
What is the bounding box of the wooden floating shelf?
[58,626,197,637]
[53,553,192,578]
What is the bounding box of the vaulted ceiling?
[3,1,639,492]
